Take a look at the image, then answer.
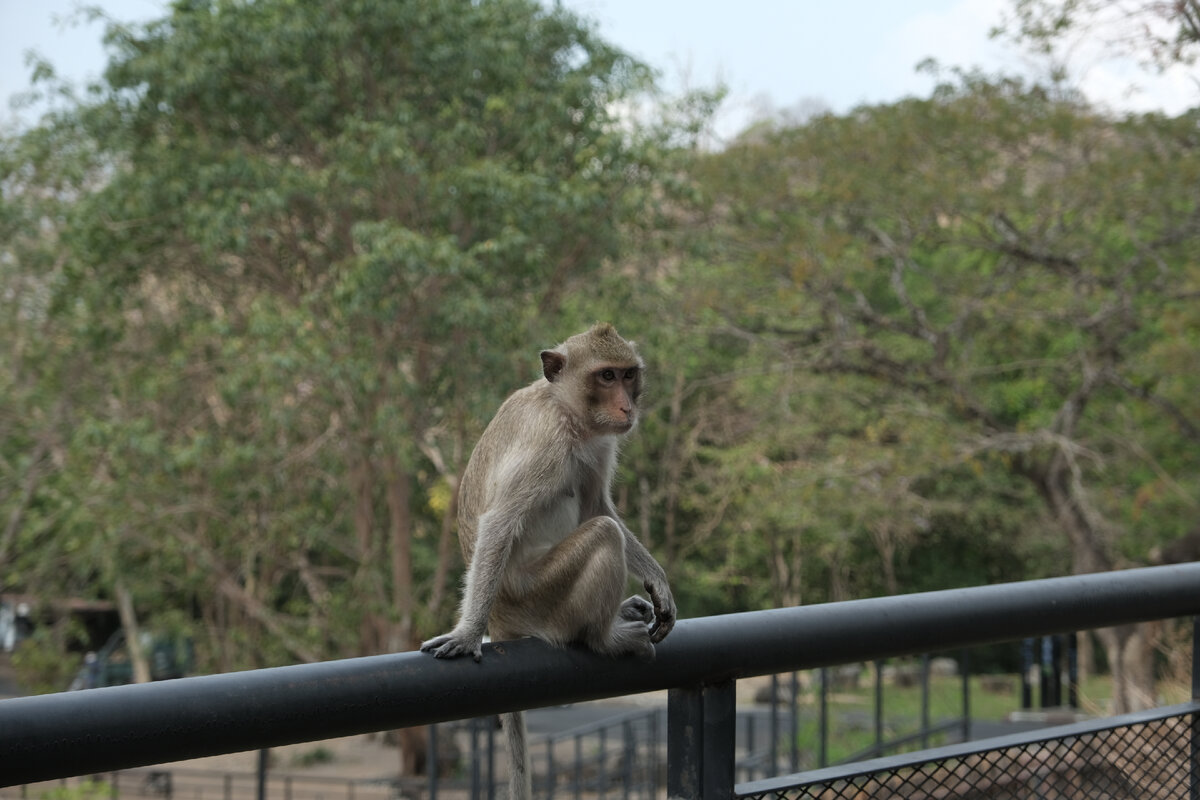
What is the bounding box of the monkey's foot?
[421,630,484,662]
[619,595,654,624]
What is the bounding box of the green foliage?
[2,0,1198,683]
[10,626,87,695]
[292,746,336,767]
[653,74,1200,609]
[1,0,667,671]
[37,779,111,800]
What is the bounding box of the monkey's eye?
[600,368,617,382]
[623,369,638,381]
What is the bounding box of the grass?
[786,671,1012,766]
[777,665,1192,768]
[292,745,336,767]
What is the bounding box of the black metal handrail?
[3,563,1200,792]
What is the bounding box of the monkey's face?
[588,365,641,434]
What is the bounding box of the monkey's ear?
[540,350,566,382]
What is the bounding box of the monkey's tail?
[502,710,532,800]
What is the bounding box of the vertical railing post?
[744,710,755,781]
[767,674,779,777]
[256,749,269,800]
[1190,616,1199,800]
[1021,638,1033,709]
[818,668,829,768]
[1067,633,1079,709]
[428,723,439,800]
[788,672,799,773]
[961,649,971,743]
[873,659,884,757]
[1036,638,1046,705]
[668,680,735,800]
[920,654,931,750]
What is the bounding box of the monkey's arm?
[614,515,677,644]
[421,508,517,661]
[422,434,565,662]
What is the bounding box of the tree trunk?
[657,366,688,571]
[115,581,152,684]
[350,454,386,654]
[870,521,901,597]
[385,454,414,653]
[1030,454,1156,712]
[396,726,428,777]
[1094,623,1157,713]
[1075,630,1094,684]
[427,475,460,618]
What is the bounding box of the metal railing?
[736,703,1200,799]
[3,564,1200,798]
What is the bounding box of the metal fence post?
[767,674,779,777]
[961,649,971,743]
[1021,638,1033,709]
[920,654,931,750]
[256,749,269,800]
[1191,616,1199,800]
[873,659,884,757]
[818,668,829,769]
[788,672,799,773]
[1067,633,1079,709]
[429,723,439,800]
[668,680,735,800]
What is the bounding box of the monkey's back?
[456,380,577,563]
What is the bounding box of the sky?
[2,0,1196,138]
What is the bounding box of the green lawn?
[781,668,1191,768]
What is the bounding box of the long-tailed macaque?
[421,322,676,800]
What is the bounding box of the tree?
[687,76,1200,709]
[997,0,1200,71]
[1,0,664,685]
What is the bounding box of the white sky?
[2,0,1196,138]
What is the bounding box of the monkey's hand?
[420,628,484,662]
[644,579,677,644]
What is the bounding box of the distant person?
[84,652,100,689]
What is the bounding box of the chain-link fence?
[737,704,1198,800]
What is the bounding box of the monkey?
[421,322,676,800]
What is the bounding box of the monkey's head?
[540,323,644,436]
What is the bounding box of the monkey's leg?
[495,516,654,659]
[620,595,654,623]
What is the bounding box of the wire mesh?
[739,711,1194,800]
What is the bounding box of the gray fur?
[421,324,676,800]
